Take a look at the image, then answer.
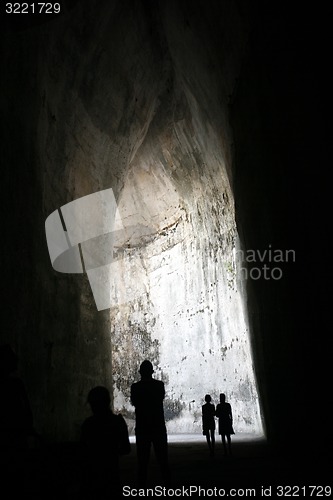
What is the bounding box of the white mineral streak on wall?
[110,167,264,436]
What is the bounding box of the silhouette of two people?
[202,394,216,457]
[131,360,170,487]
[215,393,234,455]
[80,385,130,498]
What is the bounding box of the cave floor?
[120,434,330,490]
[2,434,330,498]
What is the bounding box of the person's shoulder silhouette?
[80,386,130,498]
[81,385,130,457]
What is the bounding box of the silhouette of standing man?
[130,360,170,487]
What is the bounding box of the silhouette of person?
[202,394,216,457]
[0,344,36,495]
[80,386,130,498]
[215,393,234,455]
[130,360,170,487]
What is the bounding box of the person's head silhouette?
[87,386,111,415]
[139,360,154,379]
[204,394,211,403]
[220,393,226,403]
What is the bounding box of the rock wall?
[111,156,263,434]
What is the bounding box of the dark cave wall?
[230,3,328,449]
[1,29,114,440]
[229,11,298,443]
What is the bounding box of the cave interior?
[0,0,330,491]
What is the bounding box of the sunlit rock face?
[105,0,263,432]
[110,106,263,436]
